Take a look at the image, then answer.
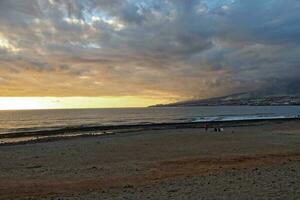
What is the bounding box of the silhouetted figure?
[205,124,208,132]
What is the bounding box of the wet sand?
[0,120,300,199]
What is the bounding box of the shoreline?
[0,117,299,145]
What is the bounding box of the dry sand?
[0,120,300,199]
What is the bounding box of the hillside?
[152,92,300,107]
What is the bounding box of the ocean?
[0,106,300,144]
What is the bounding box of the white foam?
[193,115,288,122]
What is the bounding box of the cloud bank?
[0,0,300,101]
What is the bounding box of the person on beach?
[205,123,208,131]
[214,127,222,132]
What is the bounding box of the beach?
[0,119,300,199]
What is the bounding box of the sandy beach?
[0,119,300,199]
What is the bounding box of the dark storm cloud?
[0,0,300,99]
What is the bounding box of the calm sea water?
[1,106,300,135]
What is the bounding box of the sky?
[0,0,300,109]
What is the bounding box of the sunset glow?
[0,0,300,109]
[0,1,299,198]
[0,97,170,110]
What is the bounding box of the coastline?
[0,119,300,199]
[0,117,299,145]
